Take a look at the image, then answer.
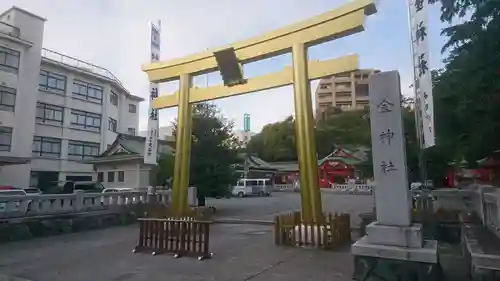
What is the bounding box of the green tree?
[401,106,421,182]
[149,154,175,186]
[315,107,371,158]
[246,115,297,162]
[172,103,239,200]
[247,109,374,161]
[246,104,420,181]
[425,0,500,176]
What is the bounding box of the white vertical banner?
[409,0,435,148]
[143,21,161,165]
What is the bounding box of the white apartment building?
[0,6,143,190]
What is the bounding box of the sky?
[0,0,450,133]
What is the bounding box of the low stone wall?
[0,204,218,244]
[0,206,143,244]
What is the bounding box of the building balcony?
[335,93,352,100]
[316,87,333,94]
[355,95,369,101]
[0,21,20,38]
[317,92,332,100]
[333,76,352,82]
[335,87,352,93]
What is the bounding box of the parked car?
[231,179,273,197]
[102,187,133,193]
[0,189,28,213]
[0,185,18,191]
[71,181,104,193]
[24,188,42,195]
[101,187,134,204]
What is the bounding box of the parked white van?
[231,179,273,197]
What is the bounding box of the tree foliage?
[172,103,239,197]
[425,0,500,177]
[150,154,175,186]
[246,110,373,162]
[315,108,371,158]
[245,116,296,162]
[246,104,421,181]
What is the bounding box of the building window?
[36,102,64,125]
[0,46,20,74]
[107,171,115,183]
[72,80,103,103]
[39,70,66,94]
[29,171,39,187]
[0,126,12,151]
[118,171,124,182]
[108,117,117,132]
[32,136,61,158]
[97,172,104,183]
[70,109,101,131]
[68,140,100,160]
[317,92,331,99]
[355,84,369,96]
[336,102,352,109]
[127,128,136,136]
[128,104,136,113]
[336,92,351,98]
[110,91,118,106]
[0,85,15,112]
[319,102,332,108]
[319,84,331,90]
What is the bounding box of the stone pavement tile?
[0,192,373,281]
[247,247,354,281]
[0,224,355,281]
[0,275,32,281]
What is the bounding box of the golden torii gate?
[143,0,377,223]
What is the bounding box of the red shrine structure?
[261,147,369,187]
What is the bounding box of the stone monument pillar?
[351,71,440,280]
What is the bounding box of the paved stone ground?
[212,191,375,226]
[0,192,375,281]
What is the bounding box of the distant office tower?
[314,69,380,120]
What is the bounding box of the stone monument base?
[352,251,442,281]
[365,222,424,248]
[352,222,440,281]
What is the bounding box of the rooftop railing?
[41,48,124,86]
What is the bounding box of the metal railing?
[273,183,374,194]
[41,48,124,85]
[0,21,20,38]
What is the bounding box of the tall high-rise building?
[314,69,380,120]
[0,6,143,189]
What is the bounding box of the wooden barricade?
[274,211,351,250]
[133,217,212,260]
